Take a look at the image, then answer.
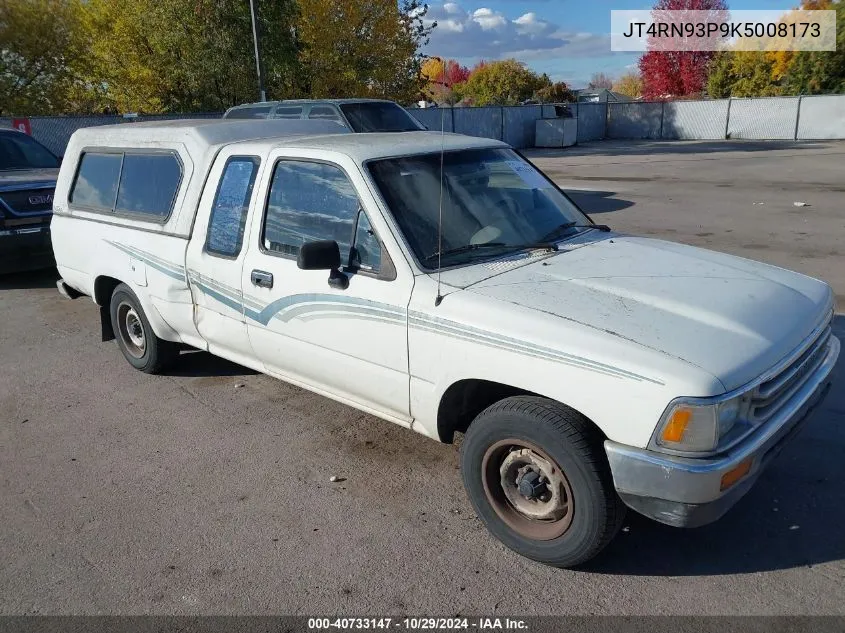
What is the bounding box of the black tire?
[460,395,625,568]
[109,283,178,374]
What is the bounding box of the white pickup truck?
[51,119,839,567]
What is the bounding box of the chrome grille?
[749,323,832,424]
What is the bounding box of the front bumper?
[605,334,840,528]
[0,224,54,274]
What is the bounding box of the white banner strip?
[611,10,837,52]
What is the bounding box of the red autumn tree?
[443,60,470,85]
[638,0,728,99]
[421,57,471,103]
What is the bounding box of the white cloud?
[423,3,610,62]
[471,8,508,30]
[514,13,549,36]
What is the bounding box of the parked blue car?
[0,128,59,274]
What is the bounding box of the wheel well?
[93,276,122,307]
[437,380,609,445]
[437,379,535,443]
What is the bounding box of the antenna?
[435,103,445,307]
[434,57,449,307]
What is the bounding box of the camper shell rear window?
[70,150,183,222]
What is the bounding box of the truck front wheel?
[109,283,178,374]
[460,396,625,568]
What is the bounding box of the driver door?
[240,151,413,424]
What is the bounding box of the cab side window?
[206,157,260,258]
[262,160,381,273]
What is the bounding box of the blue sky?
[421,1,784,88]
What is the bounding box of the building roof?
[574,88,632,103]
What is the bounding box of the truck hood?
[464,235,832,391]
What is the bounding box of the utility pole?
[249,0,267,102]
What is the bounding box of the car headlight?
[653,396,743,453]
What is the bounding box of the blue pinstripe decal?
[192,281,245,314]
[105,241,660,384]
[245,293,405,326]
[107,241,186,282]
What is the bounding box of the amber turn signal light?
[720,458,753,491]
[661,408,691,443]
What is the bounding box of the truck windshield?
[339,102,423,133]
[0,132,59,170]
[367,148,590,268]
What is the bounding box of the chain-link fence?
[605,95,845,142]
[796,95,845,139]
[727,97,800,140]
[4,95,845,156]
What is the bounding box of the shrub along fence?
[3,94,845,157]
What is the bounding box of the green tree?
[534,82,575,103]
[706,1,842,97]
[0,0,81,115]
[706,51,784,98]
[730,52,784,97]
[706,51,734,98]
[460,59,548,106]
[73,0,301,113]
[786,3,845,94]
[296,0,434,103]
[612,72,643,99]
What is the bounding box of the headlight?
[654,396,743,453]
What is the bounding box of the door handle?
[251,269,274,288]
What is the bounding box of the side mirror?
[297,240,349,290]
[297,240,340,270]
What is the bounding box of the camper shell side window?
[69,148,184,223]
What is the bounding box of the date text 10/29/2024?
[308,618,529,631]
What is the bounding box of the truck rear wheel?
[109,283,178,374]
[460,396,625,568]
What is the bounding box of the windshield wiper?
[539,221,611,242]
[425,242,508,262]
[426,240,562,263]
[500,241,559,253]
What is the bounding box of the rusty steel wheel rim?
[481,439,574,541]
[117,301,146,359]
